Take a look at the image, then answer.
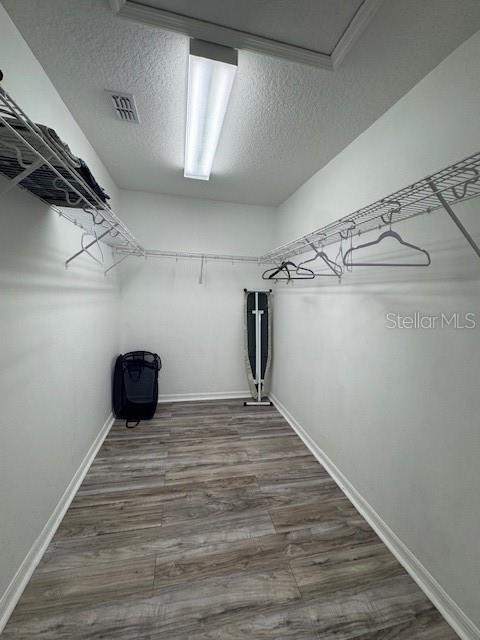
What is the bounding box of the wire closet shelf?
[261,151,480,263]
[0,82,144,259]
[2,76,479,271]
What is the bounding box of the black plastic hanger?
[262,260,315,281]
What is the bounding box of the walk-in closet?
[1,1,480,638]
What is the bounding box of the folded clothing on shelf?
[37,124,81,169]
[77,159,110,204]
[0,117,110,207]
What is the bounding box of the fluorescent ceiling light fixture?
[184,40,237,181]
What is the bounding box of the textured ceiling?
[134,0,364,54]
[4,0,480,206]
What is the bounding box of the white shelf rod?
[116,247,273,264]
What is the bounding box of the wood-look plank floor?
[3,400,458,639]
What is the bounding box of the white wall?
[118,190,275,398]
[0,6,121,624]
[272,29,480,633]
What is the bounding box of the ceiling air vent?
[106,90,140,123]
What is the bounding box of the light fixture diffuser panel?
[184,42,237,181]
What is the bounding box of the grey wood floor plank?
[166,436,250,453]
[166,449,250,466]
[72,474,258,509]
[161,488,264,525]
[164,454,326,484]
[105,432,171,444]
[38,511,276,573]
[164,426,241,442]
[148,574,440,640]
[74,475,167,496]
[289,541,407,595]
[151,595,321,640]
[94,448,169,462]
[152,522,380,590]
[269,495,358,533]
[153,532,296,588]
[258,476,346,507]
[2,399,459,640]
[161,480,353,527]
[54,499,164,539]
[82,459,168,487]
[237,424,297,439]
[3,569,300,640]
[350,608,459,639]
[9,556,155,616]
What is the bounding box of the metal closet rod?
[116,247,273,264]
[109,248,273,280]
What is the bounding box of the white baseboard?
[158,391,250,403]
[269,392,480,640]
[0,412,114,633]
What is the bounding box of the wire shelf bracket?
[427,178,480,259]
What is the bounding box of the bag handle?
[125,419,140,429]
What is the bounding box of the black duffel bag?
[113,351,162,428]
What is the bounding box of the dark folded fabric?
[0,118,110,207]
[77,159,110,203]
[38,124,81,169]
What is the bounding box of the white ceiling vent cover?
[106,90,140,123]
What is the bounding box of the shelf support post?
[198,254,205,284]
[427,178,480,259]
